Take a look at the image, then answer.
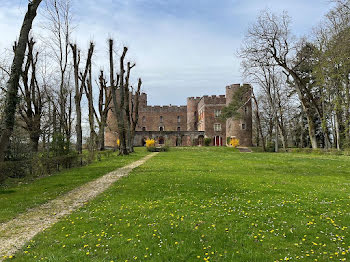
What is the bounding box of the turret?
[225,84,252,147]
[187,97,200,131]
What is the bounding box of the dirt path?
[0,152,157,260]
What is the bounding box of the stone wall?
[133,131,205,147]
[137,106,187,132]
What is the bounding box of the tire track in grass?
[0,152,158,260]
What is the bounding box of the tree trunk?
[71,44,82,154]
[335,111,341,150]
[130,78,142,152]
[118,47,128,155]
[98,121,105,151]
[0,0,42,162]
[87,65,97,149]
[252,92,266,151]
[30,133,40,152]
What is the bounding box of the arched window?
[142,116,146,123]
[177,116,181,123]
[160,116,163,123]
[177,126,181,131]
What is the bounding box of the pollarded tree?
[70,42,94,153]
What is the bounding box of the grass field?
[0,148,148,224]
[6,147,350,261]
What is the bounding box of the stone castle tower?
[186,97,201,131]
[226,84,253,147]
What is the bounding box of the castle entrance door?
[214,136,223,146]
[158,136,165,145]
[198,135,204,146]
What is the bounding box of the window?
[214,123,222,132]
[214,109,221,118]
[142,116,146,123]
[160,116,163,123]
[142,127,146,131]
[177,127,181,131]
[159,126,164,131]
[177,116,181,123]
[242,123,246,130]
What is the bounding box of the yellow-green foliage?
[145,139,155,148]
[230,138,240,148]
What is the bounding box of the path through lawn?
[0,153,157,260]
[5,147,350,261]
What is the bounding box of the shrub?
[159,145,170,152]
[145,139,155,148]
[343,148,350,156]
[230,138,240,148]
[204,138,212,146]
[146,146,157,152]
[146,145,170,152]
[311,148,324,155]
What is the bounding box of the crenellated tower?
[225,84,252,147]
[186,97,201,131]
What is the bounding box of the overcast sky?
[0,0,333,106]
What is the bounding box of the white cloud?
[0,0,334,106]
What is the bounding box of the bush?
[204,138,212,146]
[146,145,170,152]
[343,148,350,156]
[230,138,240,148]
[159,145,170,152]
[0,152,86,185]
[146,146,157,152]
[145,139,155,148]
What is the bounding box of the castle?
[105,84,252,147]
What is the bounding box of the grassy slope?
[9,147,350,261]
[0,148,148,224]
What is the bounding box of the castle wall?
[133,131,205,147]
[197,95,226,144]
[137,106,187,132]
[105,84,253,148]
[225,84,253,147]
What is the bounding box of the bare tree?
[42,0,73,142]
[240,10,331,149]
[109,39,129,155]
[70,42,94,153]
[18,38,44,152]
[129,78,142,152]
[94,70,112,151]
[0,0,42,161]
[85,52,98,149]
[124,61,135,152]
[252,91,266,151]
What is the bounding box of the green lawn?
[0,148,149,224]
[8,147,350,261]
